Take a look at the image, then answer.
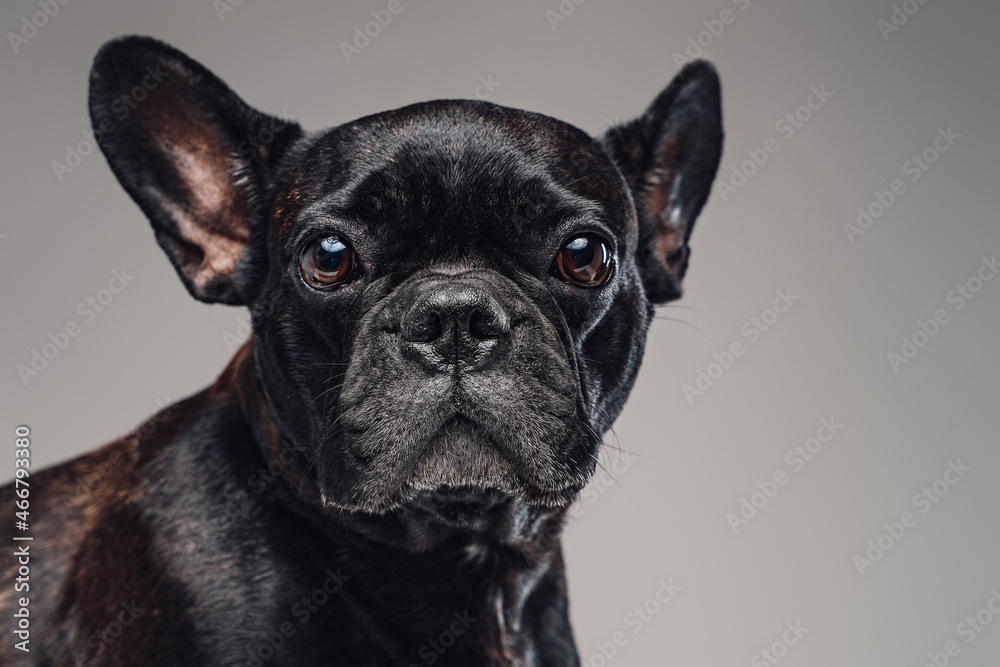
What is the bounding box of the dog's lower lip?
[409,486,509,526]
[431,485,506,506]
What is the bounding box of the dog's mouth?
[399,414,586,508]
[323,411,593,516]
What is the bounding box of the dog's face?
[90,37,722,518]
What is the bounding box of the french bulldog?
[0,36,722,666]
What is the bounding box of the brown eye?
[300,236,357,288]
[556,235,613,286]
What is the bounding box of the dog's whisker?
[659,303,705,312]
[312,379,347,403]
[651,315,713,340]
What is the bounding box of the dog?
[0,36,722,666]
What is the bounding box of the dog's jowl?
[0,36,722,666]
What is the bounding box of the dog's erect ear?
[89,36,303,304]
[600,60,723,304]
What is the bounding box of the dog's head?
[89,37,722,519]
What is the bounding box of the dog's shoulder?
[0,378,262,661]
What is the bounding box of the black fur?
[0,36,722,666]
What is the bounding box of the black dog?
[0,36,722,666]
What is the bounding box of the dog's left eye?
[300,236,357,288]
[555,235,613,287]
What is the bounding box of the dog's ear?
[600,60,723,303]
[89,36,302,305]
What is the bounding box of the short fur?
[0,36,722,666]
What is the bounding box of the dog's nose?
[401,284,510,372]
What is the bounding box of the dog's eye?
[300,236,357,289]
[556,235,613,287]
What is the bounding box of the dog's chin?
[320,417,590,518]
[405,486,514,531]
[324,480,582,523]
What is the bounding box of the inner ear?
[644,137,688,264]
[142,110,257,299]
[601,60,723,303]
[89,36,303,304]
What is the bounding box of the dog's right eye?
[555,235,613,287]
[300,236,358,289]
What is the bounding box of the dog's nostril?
[405,310,444,343]
[468,308,501,340]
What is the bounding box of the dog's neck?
[214,340,577,663]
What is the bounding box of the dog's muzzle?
[317,270,599,514]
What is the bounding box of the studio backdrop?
[2,1,998,665]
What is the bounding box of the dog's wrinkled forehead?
[273,101,636,259]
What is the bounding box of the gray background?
[2,0,999,665]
